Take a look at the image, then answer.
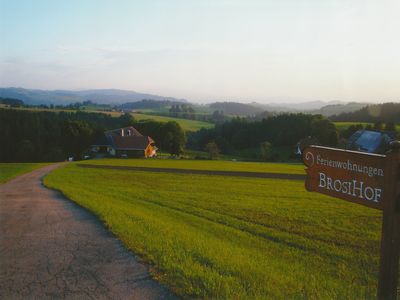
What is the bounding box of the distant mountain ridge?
[0,87,187,105]
[209,102,262,115]
[269,100,343,111]
[0,87,373,117]
[208,101,368,116]
[309,102,368,117]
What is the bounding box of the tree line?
[119,99,186,110]
[0,97,24,107]
[0,109,185,162]
[187,114,338,161]
[331,102,400,123]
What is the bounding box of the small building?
[91,126,157,158]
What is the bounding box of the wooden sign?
[303,145,400,300]
[303,146,386,210]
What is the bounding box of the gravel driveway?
[0,164,176,299]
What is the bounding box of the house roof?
[91,126,155,151]
[111,135,154,150]
[92,134,113,146]
[105,126,142,137]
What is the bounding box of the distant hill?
[209,102,262,116]
[331,102,400,123]
[268,100,343,111]
[0,97,24,107]
[119,99,186,110]
[208,100,371,117]
[249,102,292,113]
[311,102,368,117]
[207,101,306,115]
[0,87,187,105]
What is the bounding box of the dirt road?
[0,164,176,299]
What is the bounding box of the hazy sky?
[1,0,399,103]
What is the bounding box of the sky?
[0,0,399,103]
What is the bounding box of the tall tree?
[160,121,186,155]
[61,120,93,157]
[205,141,220,159]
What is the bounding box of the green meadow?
[131,112,214,131]
[334,121,400,132]
[0,162,49,183]
[44,162,381,299]
[78,158,305,175]
[334,122,372,131]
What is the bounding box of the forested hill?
[119,99,186,110]
[330,102,400,123]
[0,97,24,106]
[0,87,187,105]
[311,102,367,117]
[209,102,262,116]
[208,101,368,117]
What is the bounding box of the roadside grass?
[78,158,305,175]
[131,112,214,131]
[44,163,381,299]
[0,163,49,183]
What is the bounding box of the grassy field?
[45,162,381,299]
[79,158,305,175]
[334,121,400,132]
[334,122,372,131]
[0,163,49,183]
[131,112,214,131]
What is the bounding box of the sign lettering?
[303,146,385,210]
[317,172,382,203]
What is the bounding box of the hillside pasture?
[334,122,372,131]
[334,121,400,132]
[44,162,381,299]
[131,112,214,131]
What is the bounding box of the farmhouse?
[91,126,157,158]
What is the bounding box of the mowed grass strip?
[79,158,305,175]
[0,162,50,183]
[44,164,381,299]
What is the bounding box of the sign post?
[378,146,400,300]
[303,143,400,300]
